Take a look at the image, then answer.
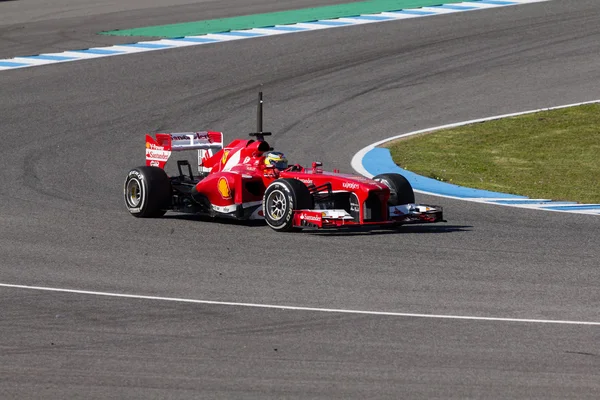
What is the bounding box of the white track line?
[1,283,598,326]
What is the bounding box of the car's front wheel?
[373,173,415,206]
[263,178,313,231]
[124,166,171,217]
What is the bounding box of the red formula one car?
[124,93,444,231]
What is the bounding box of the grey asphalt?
[1,0,599,398]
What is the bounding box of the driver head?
[264,151,288,170]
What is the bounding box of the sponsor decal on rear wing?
[164,131,223,151]
[145,131,223,170]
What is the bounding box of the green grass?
[386,104,600,203]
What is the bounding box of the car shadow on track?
[163,214,471,234]
[163,213,266,227]
[304,224,472,236]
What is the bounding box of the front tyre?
[124,166,171,218]
[263,178,313,231]
[373,173,415,206]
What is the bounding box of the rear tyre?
[124,166,171,218]
[373,173,415,206]
[263,178,313,231]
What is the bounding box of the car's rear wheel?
[124,166,171,217]
[373,173,415,206]
[263,178,313,231]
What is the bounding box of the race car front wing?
[293,204,444,229]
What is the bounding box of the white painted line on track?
[1,283,599,326]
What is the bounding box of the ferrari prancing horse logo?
[217,177,232,200]
[221,150,230,165]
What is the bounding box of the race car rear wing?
[145,131,223,172]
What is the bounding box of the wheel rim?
[126,179,142,208]
[266,189,287,221]
[376,178,397,204]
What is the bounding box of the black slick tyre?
[124,166,171,218]
[263,178,313,231]
[373,173,415,206]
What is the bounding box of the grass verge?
[386,104,600,203]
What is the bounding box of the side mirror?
[312,161,323,174]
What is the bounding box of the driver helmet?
[264,151,288,170]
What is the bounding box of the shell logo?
[217,177,231,200]
[221,150,230,165]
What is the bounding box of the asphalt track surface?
[1,0,600,398]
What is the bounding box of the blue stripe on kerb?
[345,15,394,21]
[171,37,219,43]
[217,31,265,37]
[23,55,76,61]
[476,1,517,5]
[433,5,478,10]
[543,205,600,211]
[308,20,353,26]
[0,61,29,67]
[71,49,123,55]
[267,26,308,31]
[393,10,437,15]
[121,43,173,49]
[488,200,578,205]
